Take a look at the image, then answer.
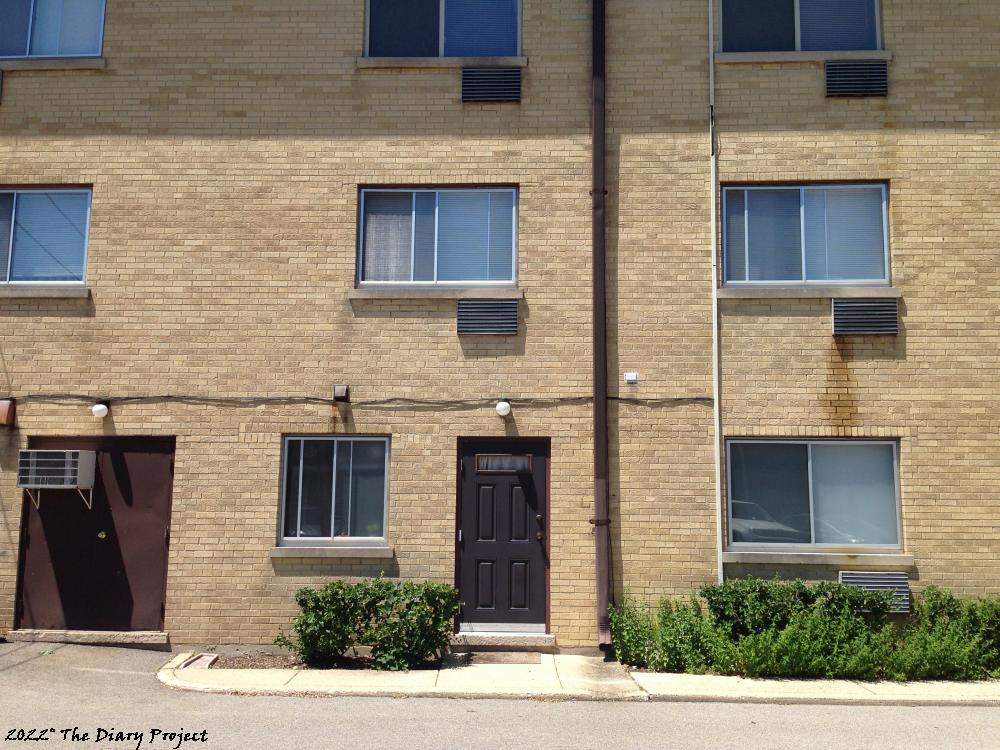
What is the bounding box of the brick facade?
[1,0,997,648]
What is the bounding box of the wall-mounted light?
[495,399,512,418]
[91,400,110,419]
[333,385,351,403]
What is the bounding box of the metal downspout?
[708,0,725,584]
[591,0,612,645]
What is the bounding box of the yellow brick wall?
[611,0,1000,606]
[0,0,599,646]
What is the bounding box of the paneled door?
[457,438,548,627]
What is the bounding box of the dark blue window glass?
[721,0,796,52]
[0,0,32,57]
[444,0,518,57]
[369,0,440,57]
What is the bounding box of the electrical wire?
[6,393,713,410]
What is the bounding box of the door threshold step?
[450,632,556,653]
[7,629,170,649]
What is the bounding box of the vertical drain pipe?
[591,0,612,645]
[708,0,725,584]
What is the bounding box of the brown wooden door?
[16,437,175,632]
[458,438,548,626]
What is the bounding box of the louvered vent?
[462,67,522,103]
[832,298,899,335]
[825,60,889,97]
[839,571,911,613]
[457,299,519,335]
[17,450,97,489]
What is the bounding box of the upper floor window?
[367,0,519,57]
[728,440,900,549]
[359,188,516,284]
[721,0,879,53]
[281,437,389,543]
[723,185,888,284]
[0,189,90,283]
[0,0,106,59]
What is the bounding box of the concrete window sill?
[718,286,901,300]
[0,57,106,71]
[349,286,523,301]
[715,50,892,65]
[270,546,394,560]
[0,285,90,299]
[356,56,527,69]
[723,551,914,567]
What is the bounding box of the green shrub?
[613,580,1000,682]
[654,598,735,674]
[275,578,459,671]
[608,597,656,668]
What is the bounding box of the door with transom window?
[457,438,548,629]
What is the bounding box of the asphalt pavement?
[1,643,998,750]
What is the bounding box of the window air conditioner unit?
[17,449,97,509]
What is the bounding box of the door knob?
[535,514,543,522]
[97,531,107,540]
[536,532,544,541]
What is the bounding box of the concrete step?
[450,632,556,653]
[7,629,170,649]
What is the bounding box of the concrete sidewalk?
[158,653,1000,706]
[159,653,646,701]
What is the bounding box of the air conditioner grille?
[17,450,97,489]
[457,299,519,335]
[826,60,889,97]
[839,571,911,613]
[833,298,899,335]
[462,67,522,103]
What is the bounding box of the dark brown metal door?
[16,436,175,632]
[458,438,548,626]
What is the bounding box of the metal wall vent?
[825,60,889,98]
[462,67,522,103]
[832,298,899,335]
[839,571,911,613]
[457,299,519,335]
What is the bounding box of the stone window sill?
[723,551,914,567]
[718,286,901,300]
[270,546,394,560]
[715,50,892,65]
[349,286,523,301]
[0,285,90,299]
[356,56,528,69]
[0,57,106,71]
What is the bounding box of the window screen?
[800,0,879,52]
[724,185,887,283]
[444,0,518,57]
[728,441,899,547]
[361,189,516,283]
[368,0,439,57]
[721,0,796,53]
[0,191,90,283]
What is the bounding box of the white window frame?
[358,187,518,286]
[0,0,108,60]
[722,183,890,286]
[718,0,883,53]
[726,439,902,553]
[363,0,522,57]
[1,188,91,285]
[279,436,391,548]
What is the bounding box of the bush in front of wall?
[275,577,460,671]
[609,578,1000,681]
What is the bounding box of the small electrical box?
[623,372,639,385]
